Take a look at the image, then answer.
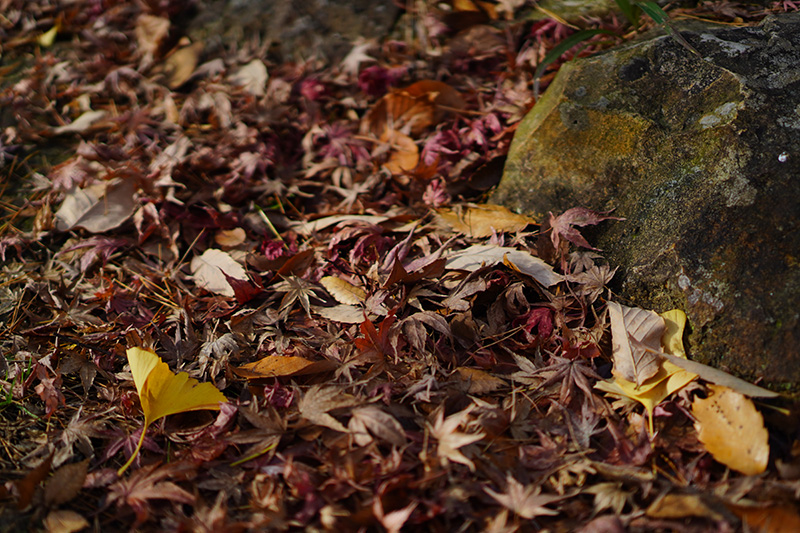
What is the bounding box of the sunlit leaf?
[437,203,535,238]
[692,384,769,475]
[608,302,662,386]
[118,348,227,475]
[445,245,563,287]
[190,249,248,297]
[320,276,367,305]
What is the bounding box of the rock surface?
[493,14,800,389]
[186,0,400,63]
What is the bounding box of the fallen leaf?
[320,276,367,305]
[437,204,535,238]
[44,459,89,506]
[607,302,662,386]
[234,356,335,379]
[190,249,248,297]
[135,14,170,64]
[455,367,505,394]
[15,452,53,510]
[361,80,465,137]
[214,228,246,247]
[228,59,269,96]
[37,25,58,48]
[298,385,360,433]
[54,179,137,233]
[549,207,622,251]
[728,503,800,533]
[485,475,565,519]
[290,214,390,235]
[52,110,107,135]
[381,129,419,174]
[428,406,484,471]
[118,347,227,475]
[595,308,697,434]
[163,41,203,89]
[646,493,725,520]
[445,245,563,287]
[657,350,779,398]
[693,384,769,475]
[313,304,367,324]
[43,509,89,533]
[348,406,406,447]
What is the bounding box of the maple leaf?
[427,406,485,471]
[549,207,622,251]
[485,475,564,519]
[298,385,360,433]
[272,275,321,319]
[106,462,196,525]
[118,347,227,475]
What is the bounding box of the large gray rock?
[493,14,800,390]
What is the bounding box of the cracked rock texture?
[494,14,800,389]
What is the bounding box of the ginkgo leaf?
[692,384,769,475]
[320,276,367,305]
[595,308,697,434]
[118,347,227,475]
[608,302,662,386]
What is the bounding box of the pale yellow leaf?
[190,248,248,297]
[214,228,246,247]
[135,14,170,62]
[228,59,269,96]
[320,276,367,305]
[54,178,136,233]
[445,245,563,287]
[608,302,662,386]
[163,41,203,89]
[37,25,58,48]
[43,510,89,533]
[692,384,769,475]
[660,309,687,358]
[119,347,227,475]
[437,204,534,238]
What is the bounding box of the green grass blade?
[637,1,702,57]
[614,0,640,27]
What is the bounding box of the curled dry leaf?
[54,178,137,233]
[607,302,662,386]
[190,249,248,297]
[692,384,769,475]
[381,129,419,174]
[162,41,204,89]
[135,14,170,64]
[52,110,107,135]
[445,244,563,287]
[228,59,269,96]
[361,80,465,137]
[320,276,367,305]
[437,203,535,238]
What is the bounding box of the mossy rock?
[493,14,800,390]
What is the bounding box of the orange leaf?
[119,347,227,475]
[692,384,769,475]
[361,80,464,137]
[320,275,367,305]
[728,503,800,533]
[235,355,335,379]
[381,129,419,174]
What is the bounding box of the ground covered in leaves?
[2,1,800,531]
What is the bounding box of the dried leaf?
[118,347,227,475]
[692,384,769,475]
[54,179,137,233]
[361,80,465,137]
[52,110,107,135]
[728,503,800,533]
[381,129,419,174]
[320,276,367,305]
[455,368,505,394]
[190,249,248,297]
[298,385,360,433]
[313,304,366,324]
[445,245,563,287]
[135,14,169,63]
[163,41,203,89]
[348,406,406,447]
[214,228,246,247]
[485,475,565,519]
[608,302,662,386]
[646,493,724,520]
[44,459,89,506]
[43,510,89,533]
[657,351,779,398]
[437,204,535,238]
[235,356,335,379]
[428,406,484,471]
[549,207,622,251]
[290,214,390,235]
[228,59,269,96]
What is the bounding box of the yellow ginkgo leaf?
[118,347,227,475]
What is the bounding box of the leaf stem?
[117,424,148,476]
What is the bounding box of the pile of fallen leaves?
[2,1,800,531]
